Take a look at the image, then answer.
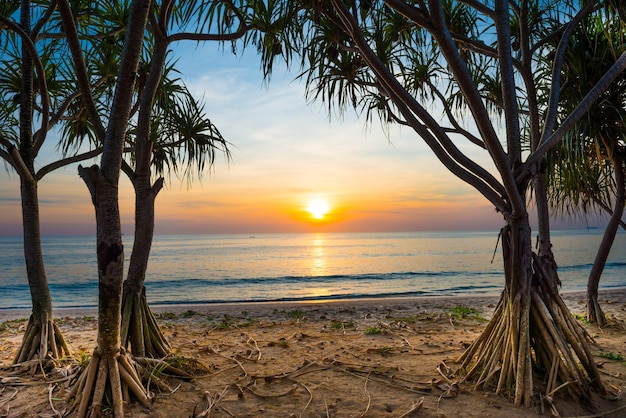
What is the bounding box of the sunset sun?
[306,199,330,220]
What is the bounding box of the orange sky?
[0,46,591,236]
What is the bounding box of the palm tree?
[104,0,292,359]
[0,0,115,366]
[545,10,626,325]
[58,0,152,415]
[59,1,294,414]
[294,0,626,407]
[120,59,230,358]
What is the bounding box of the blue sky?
[0,41,599,235]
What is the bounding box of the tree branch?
[31,0,57,39]
[495,0,521,169]
[540,0,598,144]
[0,14,51,156]
[36,147,104,180]
[526,50,626,171]
[428,81,485,148]
[9,146,35,183]
[57,0,106,143]
[328,0,507,211]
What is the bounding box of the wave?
[146,270,502,289]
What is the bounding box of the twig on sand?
[193,387,230,418]
[323,395,330,418]
[208,348,248,381]
[47,384,63,418]
[244,333,262,361]
[400,336,416,350]
[398,397,424,418]
[0,387,19,416]
[299,382,313,418]
[358,372,372,418]
[568,403,626,418]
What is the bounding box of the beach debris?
[192,387,230,418]
[398,396,424,418]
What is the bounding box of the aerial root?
[122,286,170,358]
[14,312,71,366]
[72,349,151,418]
[456,252,604,408]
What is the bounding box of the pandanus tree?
[294,0,626,407]
[58,0,153,415]
[115,0,254,359]
[545,9,626,326]
[120,58,230,358]
[0,0,118,365]
[78,0,293,359]
[59,0,294,414]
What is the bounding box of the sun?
[306,199,330,220]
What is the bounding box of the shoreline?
[3,288,626,417]
[2,288,623,323]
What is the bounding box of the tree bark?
[67,0,152,414]
[121,28,170,358]
[534,172,560,289]
[587,158,625,325]
[12,0,70,365]
[122,176,170,357]
[458,215,604,407]
[14,175,70,363]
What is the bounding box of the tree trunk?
[121,176,170,357]
[74,166,150,418]
[65,0,152,414]
[12,0,69,366]
[120,33,170,358]
[587,159,625,325]
[14,176,70,364]
[458,215,604,408]
[534,172,560,289]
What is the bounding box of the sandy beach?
[2,289,626,417]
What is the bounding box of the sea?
[1,230,625,310]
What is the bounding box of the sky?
[0,43,597,236]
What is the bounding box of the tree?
[118,0,244,358]
[59,0,294,414]
[58,0,153,415]
[0,0,112,365]
[294,0,626,407]
[545,8,626,326]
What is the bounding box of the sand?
[2,289,626,417]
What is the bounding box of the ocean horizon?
[1,229,625,310]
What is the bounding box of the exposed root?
[456,251,604,408]
[587,294,608,327]
[71,348,151,418]
[13,312,71,365]
[122,286,171,358]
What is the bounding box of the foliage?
[331,320,355,329]
[287,309,305,319]
[545,7,626,220]
[596,351,624,362]
[446,305,483,321]
[364,327,383,335]
[288,0,626,407]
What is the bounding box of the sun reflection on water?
[310,235,326,277]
